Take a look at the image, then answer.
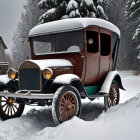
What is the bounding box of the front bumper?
[0,91,54,99]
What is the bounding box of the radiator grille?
[19,68,41,90]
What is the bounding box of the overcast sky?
[0,0,25,49]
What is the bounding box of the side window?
[112,33,118,61]
[100,33,111,56]
[86,31,98,53]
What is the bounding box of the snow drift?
[0,71,140,140]
[30,93,140,140]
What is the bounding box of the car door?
[84,28,100,86]
[97,29,112,83]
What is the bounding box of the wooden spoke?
[70,97,74,102]
[0,100,7,102]
[7,106,10,115]
[108,98,112,106]
[13,104,18,109]
[68,94,71,101]
[3,96,8,100]
[2,103,7,108]
[9,106,11,116]
[4,105,9,113]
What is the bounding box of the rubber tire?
[0,86,25,120]
[104,80,120,110]
[52,86,81,125]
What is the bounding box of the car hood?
[27,59,73,70]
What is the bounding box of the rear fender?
[99,71,125,95]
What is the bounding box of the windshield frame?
[30,30,84,56]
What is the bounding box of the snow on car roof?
[29,18,120,37]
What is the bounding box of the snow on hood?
[29,59,73,70]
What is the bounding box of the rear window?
[100,33,111,56]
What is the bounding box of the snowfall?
[0,71,140,140]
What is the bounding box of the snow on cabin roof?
[29,18,120,37]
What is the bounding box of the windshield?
[32,30,83,55]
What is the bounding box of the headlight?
[8,68,18,80]
[43,68,53,80]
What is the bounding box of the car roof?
[29,18,120,37]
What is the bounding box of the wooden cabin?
[0,36,8,74]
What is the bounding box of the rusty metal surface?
[84,52,100,85]
[28,26,114,86]
[51,67,73,79]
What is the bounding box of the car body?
[0,18,125,124]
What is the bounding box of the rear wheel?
[0,87,25,120]
[52,86,81,125]
[104,80,120,109]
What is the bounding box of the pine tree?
[125,0,140,59]
[12,0,43,68]
[38,0,107,24]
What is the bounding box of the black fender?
[51,74,87,99]
[0,80,19,92]
[0,82,6,91]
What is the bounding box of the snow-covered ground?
[0,71,140,140]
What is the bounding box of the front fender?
[51,74,86,98]
[53,74,80,85]
[0,80,19,92]
[99,71,125,95]
[0,82,6,91]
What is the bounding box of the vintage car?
[0,18,125,124]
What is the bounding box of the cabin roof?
[29,18,120,37]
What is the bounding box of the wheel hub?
[65,102,72,110]
[8,98,13,105]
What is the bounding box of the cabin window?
[100,33,111,56]
[32,30,83,55]
[33,35,54,55]
[56,30,83,52]
[86,31,98,53]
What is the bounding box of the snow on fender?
[53,74,80,84]
[99,71,125,95]
[0,74,10,84]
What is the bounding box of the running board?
[88,92,108,99]
[0,92,54,99]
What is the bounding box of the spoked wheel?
[104,80,120,109]
[59,92,78,121]
[52,86,81,125]
[0,88,25,120]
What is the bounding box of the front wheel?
[104,80,120,109]
[0,87,25,120]
[52,86,81,125]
